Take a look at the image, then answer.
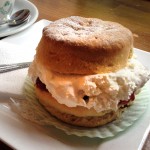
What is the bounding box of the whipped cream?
[29,58,150,113]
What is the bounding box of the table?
[0,0,150,149]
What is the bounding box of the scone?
[28,16,150,127]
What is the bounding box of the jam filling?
[36,77,48,91]
[36,78,135,107]
[118,92,135,108]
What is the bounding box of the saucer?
[0,0,38,38]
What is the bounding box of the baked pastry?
[28,16,150,127]
[36,16,133,75]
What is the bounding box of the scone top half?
[36,16,133,75]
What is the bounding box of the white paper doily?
[10,77,150,138]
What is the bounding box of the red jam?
[118,92,135,107]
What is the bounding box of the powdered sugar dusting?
[43,16,132,46]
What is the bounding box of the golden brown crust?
[35,86,120,127]
[36,16,133,75]
[44,106,117,127]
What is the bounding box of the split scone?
[28,16,150,127]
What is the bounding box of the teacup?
[0,0,15,23]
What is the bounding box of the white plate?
[0,0,38,37]
[0,20,150,150]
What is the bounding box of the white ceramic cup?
[0,0,15,23]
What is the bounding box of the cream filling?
[28,57,150,113]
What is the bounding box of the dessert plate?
[0,20,150,150]
[0,0,38,37]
